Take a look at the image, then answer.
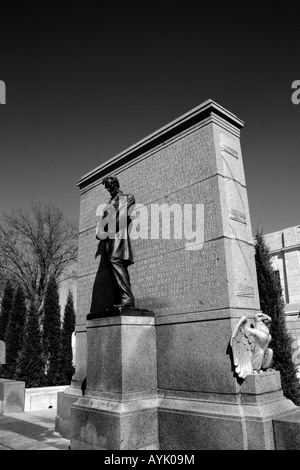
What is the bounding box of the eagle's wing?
[230,316,254,379]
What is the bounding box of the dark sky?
[0,3,299,235]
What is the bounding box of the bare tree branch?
[0,202,78,317]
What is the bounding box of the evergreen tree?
[60,290,76,384]
[43,275,62,386]
[15,302,45,387]
[0,280,14,341]
[254,227,300,405]
[1,285,27,379]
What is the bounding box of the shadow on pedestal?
[87,306,154,320]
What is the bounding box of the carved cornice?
[77,99,244,194]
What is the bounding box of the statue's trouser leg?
[109,257,135,304]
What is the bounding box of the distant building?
[265,226,300,307]
[264,225,300,370]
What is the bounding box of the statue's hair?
[101,176,120,189]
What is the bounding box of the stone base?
[239,369,282,394]
[55,385,83,439]
[71,393,159,450]
[273,410,300,450]
[0,379,25,413]
[158,372,298,450]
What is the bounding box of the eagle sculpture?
[230,313,273,379]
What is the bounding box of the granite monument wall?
[75,101,259,394]
[62,100,298,449]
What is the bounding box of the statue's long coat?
[96,190,135,266]
[91,191,135,314]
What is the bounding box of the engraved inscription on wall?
[79,125,216,234]
[131,239,229,316]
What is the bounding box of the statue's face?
[105,182,119,198]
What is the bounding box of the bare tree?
[0,202,78,316]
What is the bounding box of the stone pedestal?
[239,372,297,450]
[0,379,25,413]
[158,371,297,450]
[70,311,158,450]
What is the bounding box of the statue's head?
[254,312,271,325]
[101,176,120,197]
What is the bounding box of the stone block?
[273,410,300,450]
[156,316,237,394]
[86,314,157,394]
[158,373,298,450]
[240,371,282,395]
[0,379,25,413]
[159,407,244,450]
[71,396,159,450]
[55,387,83,439]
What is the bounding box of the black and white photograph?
[0,2,299,456]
